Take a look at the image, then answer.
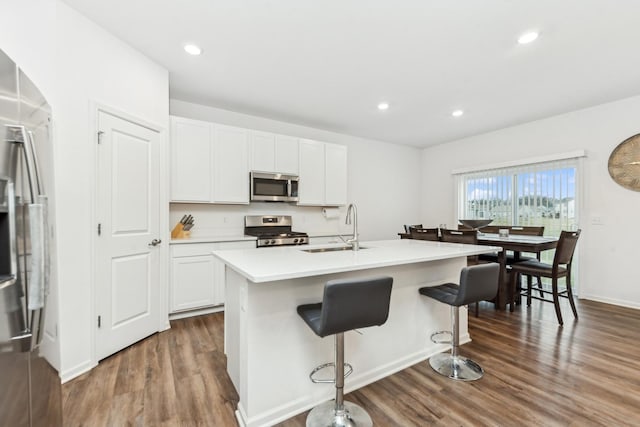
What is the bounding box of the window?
[457,157,580,236]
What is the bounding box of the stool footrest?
[430,330,452,344]
[309,362,353,384]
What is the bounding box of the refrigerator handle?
[26,130,43,196]
[22,128,49,348]
[27,197,48,350]
[20,126,42,199]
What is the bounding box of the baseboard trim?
[60,360,97,383]
[168,305,224,321]
[579,295,640,310]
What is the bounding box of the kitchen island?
[213,239,500,427]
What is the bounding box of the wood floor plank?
[62,299,640,426]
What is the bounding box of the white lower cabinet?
[170,240,255,314]
[171,254,216,312]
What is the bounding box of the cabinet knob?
[149,238,162,247]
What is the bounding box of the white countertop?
[212,239,501,283]
[170,235,257,245]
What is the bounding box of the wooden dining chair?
[510,226,545,236]
[458,224,501,234]
[404,224,423,233]
[508,230,581,325]
[409,227,439,241]
[440,228,477,245]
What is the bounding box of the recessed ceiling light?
[518,31,539,45]
[377,102,389,111]
[452,110,464,117]
[184,44,202,55]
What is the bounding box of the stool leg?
[334,333,345,412]
[305,332,373,427]
[451,305,460,359]
[428,306,485,381]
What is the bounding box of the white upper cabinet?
[298,139,347,206]
[170,116,249,204]
[213,124,249,204]
[170,116,212,202]
[170,116,343,205]
[324,142,348,206]
[298,139,326,205]
[249,131,276,172]
[274,134,299,174]
[250,131,299,175]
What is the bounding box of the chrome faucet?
[345,203,359,251]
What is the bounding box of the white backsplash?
[170,203,352,238]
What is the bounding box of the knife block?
[171,222,191,239]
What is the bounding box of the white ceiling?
[62,0,640,147]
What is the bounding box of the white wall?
[54,3,169,380]
[170,100,423,240]
[421,95,640,309]
[3,1,170,380]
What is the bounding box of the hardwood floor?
[62,299,640,426]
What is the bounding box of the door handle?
[149,238,162,247]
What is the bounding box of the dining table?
[476,233,559,309]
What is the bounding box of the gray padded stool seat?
[297,276,393,427]
[419,263,499,381]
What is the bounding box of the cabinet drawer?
[171,240,256,257]
[171,243,218,258]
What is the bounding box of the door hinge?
[98,223,101,236]
[97,131,104,144]
[97,315,101,328]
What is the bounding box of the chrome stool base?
[429,352,484,381]
[306,400,373,427]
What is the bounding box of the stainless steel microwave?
[250,171,299,202]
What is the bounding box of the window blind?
[457,157,580,236]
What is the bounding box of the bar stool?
[297,276,393,427]
[419,263,499,381]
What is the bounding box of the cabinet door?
[250,131,276,172]
[324,143,348,206]
[170,117,212,202]
[171,255,216,312]
[213,125,249,203]
[274,135,299,174]
[298,139,325,206]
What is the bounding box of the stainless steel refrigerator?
[0,48,62,426]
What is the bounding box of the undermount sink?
[302,245,368,253]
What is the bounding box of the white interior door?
[95,110,161,361]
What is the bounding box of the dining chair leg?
[526,274,532,306]
[552,277,563,325]
[536,276,544,298]
[565,272,578,319]
[509,272,516,312]
[474,301,479,317]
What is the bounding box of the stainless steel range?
[245,215,309,247]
